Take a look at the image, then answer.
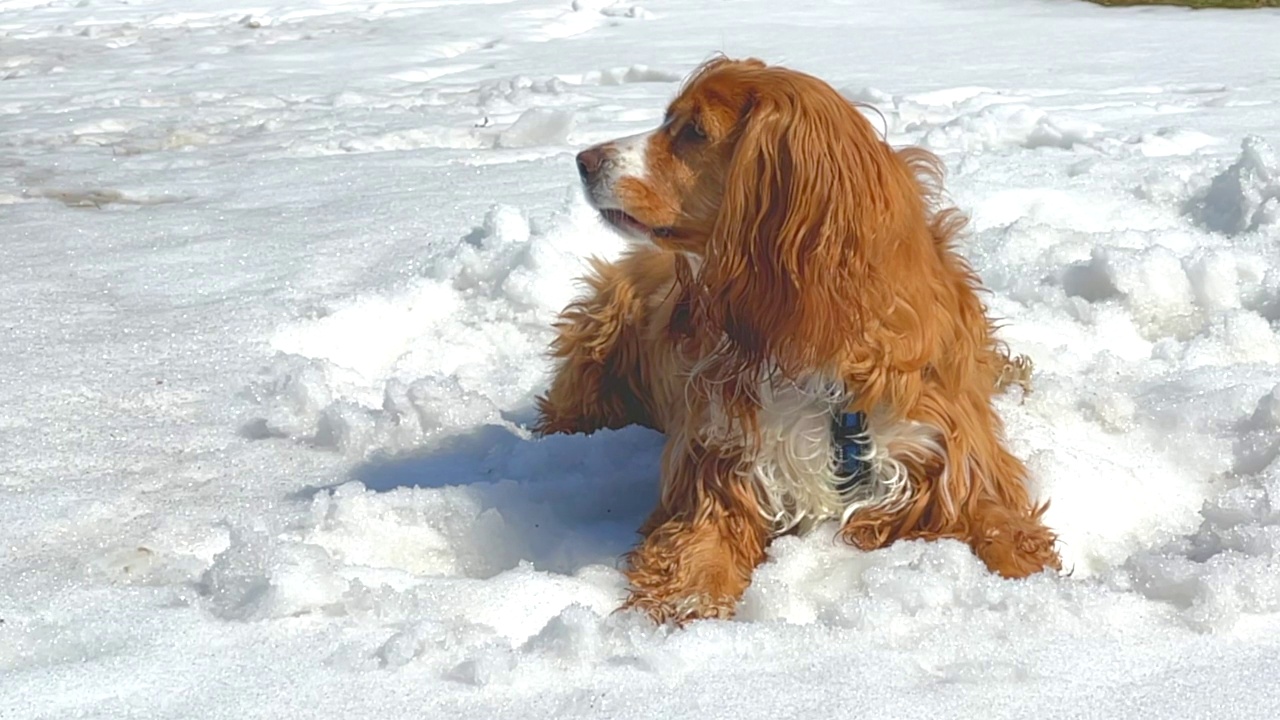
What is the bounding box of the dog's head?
[577,57,951,376]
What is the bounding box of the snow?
[1186,135,1280,236]
[2,0,1280,716]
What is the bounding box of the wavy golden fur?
[535,57,1059,624]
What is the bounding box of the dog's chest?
[746,377,854,533]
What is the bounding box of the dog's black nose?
[576,146,607,181]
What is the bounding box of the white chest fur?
[737,375,941,535]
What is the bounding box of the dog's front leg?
[622,439,770,624]
[533,261,654,436]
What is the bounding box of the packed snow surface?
[2,0,1280,717]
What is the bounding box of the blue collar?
[832,410,871,492]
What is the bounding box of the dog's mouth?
[599,208,652,238]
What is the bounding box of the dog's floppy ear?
[699,87,806,368]
[699,67,947,386]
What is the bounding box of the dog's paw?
[995,353,1035,397]
[975,520,1061,578]
[621,591,737,625]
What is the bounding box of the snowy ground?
[2,0,1280,717]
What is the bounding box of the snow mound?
[200,529,350,621]
[496,108,576,148]
[1062,245,1199,339]
[738,531,1059,627]
[1185,135,1280,235]
[330,127,489,154]
[922,104,1101,152]
[245,199,622,457]
[571,0,653,20]
[1134,127,1219,158]
[476,75,571,113]
[576,64,680,85]
[1127,385,1280,631]
[1185,248,1274,314]
[844,85,1033,138]
[844,85,1099,152]
[1178,310,1280,369]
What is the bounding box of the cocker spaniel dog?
[535,57,1060,624]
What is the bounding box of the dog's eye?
[677,121,706,144]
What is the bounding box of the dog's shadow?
[344,418,664,577]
